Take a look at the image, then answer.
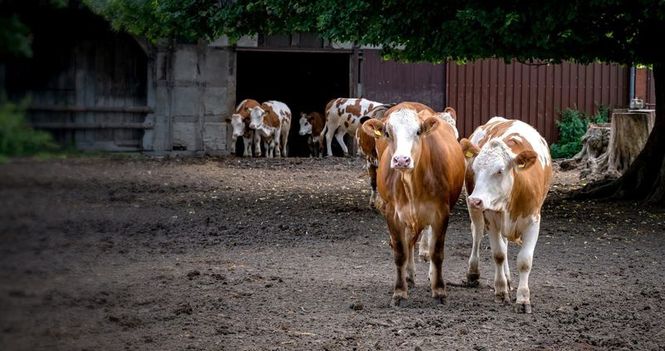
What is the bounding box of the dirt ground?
[1,155,665,351]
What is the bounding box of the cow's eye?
[384,129,390,138]
[495,170,503,176]
[416,129,422,136]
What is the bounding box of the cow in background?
[460,117,553,313]
[248,100,292,158]
[230,99,261,157]
[298,111,325,157]
[361,102,465,306]
[321,98,385,157]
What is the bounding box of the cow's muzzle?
[391,155,412,169]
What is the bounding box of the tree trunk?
[607,111,655,175]
[578,63,665,204]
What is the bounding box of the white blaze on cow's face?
[248,106,266,130]
[467,140,516,211]
[231,113,245,142]
[386,109,439,170]
[299,113,312,136]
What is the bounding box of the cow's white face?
[299,113,312,136]
[467,140,515,211]
[231,114,246,141]
[248,106,266,130]
[465,139,537,211]
[363,109,439,170]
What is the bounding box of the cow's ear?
[513,150,538,170]
[362,119,385,139]
[443,107,457,121]
[419,117,439,136]
[460,138,479,159]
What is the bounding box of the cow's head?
[362,108,439,170]
[230,113,247,142]
[248,106,267,130]
[299,112,312,136]
[461,138,538,211]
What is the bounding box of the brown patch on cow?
[475,119,514,148]
[308,112,325,136]
[261,103,281,129]
[345,101,362,116]
[236,99,260,120]
[383,102,434,118]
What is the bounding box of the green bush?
[550,106,609,159]
[0,98,57,159]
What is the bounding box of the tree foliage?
[83,1,665,66]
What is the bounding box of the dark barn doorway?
[236,51,350,156]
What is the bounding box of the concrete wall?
[144,42,236,156]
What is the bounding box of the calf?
[460,117,552,313]
[298,111,325,157]
[362,102,465,306]
[230,99,261,156]
[321,98,385,157]
[248,100,292,158]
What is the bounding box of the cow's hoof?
[406,278,415,289]
[494,293,511,305]
[391,296,405,307]
[514,302,532,314]
[433,296,446,305]
[464,273,480,287]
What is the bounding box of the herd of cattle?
[230,98,553,313]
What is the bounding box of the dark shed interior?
[236,51,350,156]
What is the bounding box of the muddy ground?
[1,156,665,351]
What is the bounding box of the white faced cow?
[230,99,261,157]
[248,100,292,158]
[321,98,385,157]
[362,102,465,306]
[460,117,553,313]
[298,111,325,157]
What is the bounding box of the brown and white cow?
[298,111,325,157]
[460,116,552,313]
[362,102,465,306]
[248,100,291,158]
[357,104,459,211]
[230,99,261,157]
[321,98,385,157]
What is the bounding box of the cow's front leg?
[406,237,416,289]
[253,133,262,157]
[488,229,510,304]
[466,205,484,286]
[387,218,408,306]
[515,217,540,314]
[242,136,252,157]
[429,216,449,304]
[274,129,282,157]
[323,125,336,157]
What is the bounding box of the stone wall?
[143,42,236,155]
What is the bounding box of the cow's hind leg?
[466,206,484,286]
[514,219,540,314]
[428,216,449,304]
[334,128,349,156]
[324,124,336,157]
[406,241,416,289]
[418,226,431,262]
[488,230,510,304]
[367,162,378,209]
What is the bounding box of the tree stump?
[606,110,655,175]
[560,109,655,181]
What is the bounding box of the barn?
[0,2,656,156]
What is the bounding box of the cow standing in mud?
[321,98,385,157]
[248,101,292,158]
[362,102,465,306]
[460,117,553,313]
[230,99,261,157]
[298,112,325,157]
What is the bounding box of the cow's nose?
[392,155,412,168]
[249,123,257,129]
[468,197,483,209]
